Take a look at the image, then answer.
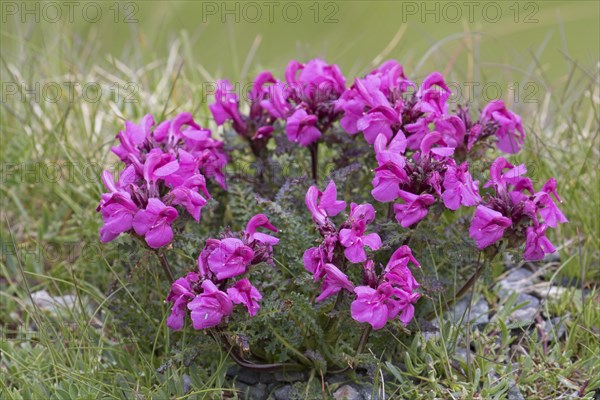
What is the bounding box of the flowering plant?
[98,58,566,373]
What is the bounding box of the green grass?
[1,2,599,398]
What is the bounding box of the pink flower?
[142,148,180,194]
[435,114,466,148]
[523,224,556,261]
[371,157,408,202]
[351,283,397,329]
[283,59,346,145]
[132,198,178,249]
[534,179,567,228]
[227,278,262,317]
[484,157,527,193]
[188,280,233,329]
[209,80,247,133]
[336,61,412,144]
[356,105,399,144]
[441,161,481,210]
[260,79,292,119]
[316,264,354,302]
[387,245,420,269]
[393,190,435,227]
[374,132,407,165]
[198,239,220,279]
[244,214,279,245]
[339,203,382,263]
[111,114,154,161]
[98,193,139,243]
[394,288,421,326]
[469,205,512,249]
[305,180,347,226]
[481,100,525,154]
[285,108,321,146]
[384,246,420,292]
[169,174,209,222]
[205,238,255,280]
[97,168,139,243]
[385,265,420,293]
[166,272,200,330]
[303,246,327,281]
[415,72,451,117]
[286,58,346,99]
[350,282,418,330]
[419,131,455,158]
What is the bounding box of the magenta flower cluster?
[98,57,567,339]
[304,180,421,330]
[211,58,345,147]
[166,214,279,330]
[97,113,228,249]
[336,63,524,153]
[211,58,561,261]
[469,157,567,260]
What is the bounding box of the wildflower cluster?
[97,113,227,248]
[470,157,567,260]
[211,58,345,148]
[166,214,279,330]
[336,63,524,154]
[303,180,421,330]
[98,56,567,372]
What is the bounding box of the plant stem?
[155,251,175,283]
[323,291,344,332]
[310,142,319,182]
[356,325,373,355]
[387,203,394,221]
[210,330,305,372]
[329,325,373,374]
[426,253,486,321]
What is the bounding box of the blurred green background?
[3,0,599,79]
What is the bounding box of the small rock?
[182,374,192,394]
[249,383,268,400]
[497,268,533,297]
[543,252,561,263]
[509,293,539,323]
[449,296,489,325]
[274,370,307,382]
[542,316,568,342]
[227,366,261,385]
[235,381,268,400]
[273,385,293,400]
[358,384,377,400]
[454,347,474,364]
[507,383,525,400]
[536,285,570,301]
[325,374,348,385]
[503,253,516,268]
[333,384,361,400]
[422,331,442,341]
[31,290,77,313]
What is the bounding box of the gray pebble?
[333,384,361,400]
[449,296,489,325]
[273,385,293,400]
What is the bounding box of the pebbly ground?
[222,256,587,400]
